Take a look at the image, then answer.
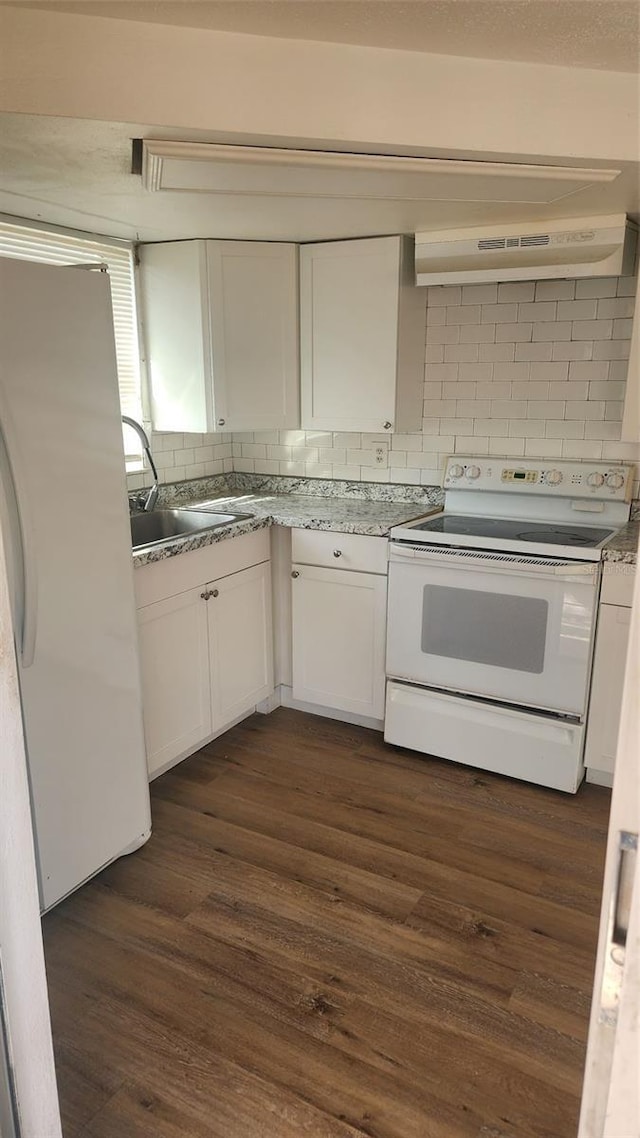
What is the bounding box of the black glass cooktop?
[412,514,614,547]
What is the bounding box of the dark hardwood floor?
[42,708,611,1138]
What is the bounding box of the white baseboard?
[275,683,384,732]
[586,767,614,788]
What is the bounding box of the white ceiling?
[10,0,640,73]
[0,114,638,244]
[0,2,638,243]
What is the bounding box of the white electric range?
[385,456,634,793]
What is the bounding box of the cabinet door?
[208,562,274,731]
[140,241,214,434]
[137,587,212,778]
[585,603,632,777]
[300,237,401,433]
[291,564,387,719]
[206,242,299,432]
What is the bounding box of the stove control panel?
[443,457,634,501]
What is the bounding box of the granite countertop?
[601,519,639,565]
[132,488,440,568]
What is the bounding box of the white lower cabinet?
[208,562,274,729]
[290,531,388,721]
[135,532,273,778]
[138,586,213,776]
[585,565,635,786]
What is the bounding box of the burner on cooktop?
[412,514,614,547]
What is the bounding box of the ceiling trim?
[141,141,622,208]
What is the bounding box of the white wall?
[231,273,639,495]
[1,5,638,164]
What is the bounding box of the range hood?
[415,215,638,286]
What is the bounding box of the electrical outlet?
[374,443,388,468]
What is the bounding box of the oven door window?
[421,585,548,673]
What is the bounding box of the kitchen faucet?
[122,415,159,512]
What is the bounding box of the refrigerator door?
[0,256,151,911]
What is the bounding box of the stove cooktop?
[411,514,616,549]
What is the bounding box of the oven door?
[387,543,600,717]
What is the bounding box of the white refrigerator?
[0,255,151,912]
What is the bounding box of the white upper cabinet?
[300,235,426,434]
[139,240,300,434]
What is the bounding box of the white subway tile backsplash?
[427,324,461,345]
[509,419,546,438]
[459,323,497,344]
[427,285,461,306]
[526,401,566,419]
[446,305,482,325]
[534,280,575,301]
[515,342,553,362]
[575,278,617,299]
[479,342,516,362]
[530,362,569,381]
[489,438,525,456]
[462,283,498,304]
[524,438,564,458]
[613,318,633,339]
[476,381,512,399]
[589,381,625,401]
[605,402,624,421]
[495,322,532,343]
[616,278,637,297]
[444,343,480,363]
[511,382,550,400]
[491,399,527,418]
[548,382,589,401]
[545,419,584,439]
[592,340,631,360]
[561,440,603,459]
[532,321,572,341]
[425,344,445,363]
[585,421,621,441]
[498,282,535,302]
[556,300,598,321]
[565,401,605,420]
[459,362,493,382]
[519,301,556,322]
[456,435,489,454]
[481,303,518,323]
[474,418,509,437]
[597,297,634,319]
[572,319,613,341]
[568,360,610,382]
[551,341,593,361]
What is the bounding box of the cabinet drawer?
[601,563,636,607]
[291,529,388,575]
[135,528,270,608]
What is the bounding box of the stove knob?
[587,472,605,488]
[606,472,625,490]
[466,465,481,480]
[545,469,563,486]
[448,464,464,480]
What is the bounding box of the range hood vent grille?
[415,215,637,286]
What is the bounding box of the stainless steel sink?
[130,508,253,550]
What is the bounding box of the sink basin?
[130,508,253,550]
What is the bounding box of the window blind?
[0,219,144,464]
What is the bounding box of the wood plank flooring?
[42,708,611,1138]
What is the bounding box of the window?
[0,216,145,468]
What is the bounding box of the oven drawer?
[385,681,585,793]
[291,529,388,574]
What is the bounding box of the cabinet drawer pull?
[333,549,342,558]
[200,591,210,600]
[212,588,219,598]
[291,570,300,579]
[383,421,392,430]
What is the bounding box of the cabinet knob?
[200,591,210,600]
[333,549,342,558]
[291,570,300,579]
[383,421,392,430]
[217,418,226,427]
[212,588,219,598]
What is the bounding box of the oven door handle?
[388,542,599,579]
